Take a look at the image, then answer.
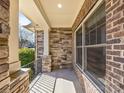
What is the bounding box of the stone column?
[36,31,44,59]
[42,55,51,72]
[36,30,51,73]
[0,0,10,92]
[35,30,44,73]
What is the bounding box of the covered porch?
[0,0,124,93]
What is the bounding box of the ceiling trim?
[33,0,51,27]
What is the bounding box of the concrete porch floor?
[30,69,84,93]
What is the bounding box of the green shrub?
[19,48,35,66]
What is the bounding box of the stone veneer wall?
[50,28,72,70]
[0,0,10,92]
[42,55,51,72]
[10,70,29,93]
[105,0,124,92]
[36,31,44,59]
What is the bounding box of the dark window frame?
[75,2,106,92]
[84,2,106,92]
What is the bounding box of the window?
[75,2,106,92]
[84,3,106,91]
[76,27,82,68]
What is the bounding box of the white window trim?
[74,23,84,69]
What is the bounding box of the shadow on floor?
[30,68,84,93]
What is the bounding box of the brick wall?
[50,28,72,70]
[0,0,10,92]
[105,0,124,93]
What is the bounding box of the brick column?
[105,0,124,93]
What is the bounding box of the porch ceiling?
[19,0,49,31]
[19,0,85,28]
[39,0,85,27]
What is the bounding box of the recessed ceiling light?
[58,4,62,8]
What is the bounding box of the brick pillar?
[105,0,124,93]
[0,0,10,92]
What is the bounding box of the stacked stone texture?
[50,28,72,70]
[10,71,29,93]
[37,31,44,59]
[105,0,124,93]
[0,0,10,92]
[42,55,51,72]
[36,31,52,72]
[0,1,30,93]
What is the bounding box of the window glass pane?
[90,29,97,45]
[97,24,106,44]
[76,48,82,68]
[86,47,106,85]
[85,2,106,45]
[76,27,82,46]
[83,2,106,92]
[85,32,89,45]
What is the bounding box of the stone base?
[42,55,51,73]
[10,69,30,93]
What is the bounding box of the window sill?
[75,64,105,93]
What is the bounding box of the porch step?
[30,74,56,93]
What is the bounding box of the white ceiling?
[40,0,84,27]
[19,0,49,31]
[19,0,85,28]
